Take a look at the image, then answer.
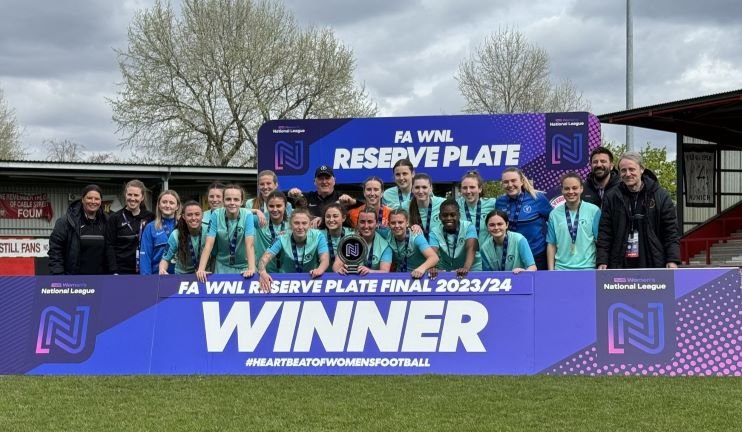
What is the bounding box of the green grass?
[0,376,740,431]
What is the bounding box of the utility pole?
[626,0,634,151]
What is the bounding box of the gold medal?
[570,243,576,255]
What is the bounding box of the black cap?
[314,165,334,177]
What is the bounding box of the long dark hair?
[265,190,289,222]
[408,173,433,228]
[177,201,203,264]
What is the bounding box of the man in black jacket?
[582,146,620,209]
[287,165,362,227]
[596,153,680,269]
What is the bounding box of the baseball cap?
[315,165,334,177]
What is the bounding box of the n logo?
[275,140,304,171]
[607,303,664,354]
[551,133,584,165]
[345,243,359,257]
[35,306,91,355]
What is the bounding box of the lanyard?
[188,232,201,270]
[565,203,580,250]
[327,228,344,262]
[423,200,433,240]
[290,236,305,273]
[225,211,240,259]
[508,193,524,231]
[397,189,412,208]
[365,236,375,267]
[464,200,481,235]
[122,211,147,241]
[268,221,285,244]
[445,228,459,269]
[124,211,147,273]
[393,230,410,272]
[499,233,510,271]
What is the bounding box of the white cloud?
[1,0,740,162]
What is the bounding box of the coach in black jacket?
[48,185,109,275]
[287,165,363,227]
[597,153,680,269]
[581,146,620,209]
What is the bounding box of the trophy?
[337,235,368,274]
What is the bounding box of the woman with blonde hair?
[247,170,293,227]
[495,167,552,270]
[140,189,181,274]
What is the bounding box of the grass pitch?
[1,376,740,431]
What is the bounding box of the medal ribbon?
[565,204,580,248]
[498,233,509,271]
[508,193,523,231]
[394,230,410,272]
[365,236,375,268]
[464,200,481,235]
[290,236,305,273]
[188,233,201,270]
[225,211,240,261]
[445,228,459,269]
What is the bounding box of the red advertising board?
[0,192,54,222]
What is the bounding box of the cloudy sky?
[1,0,740,161]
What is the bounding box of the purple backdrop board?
[151,273,534,375]
[257,113,602,196]
[1,269,739,376]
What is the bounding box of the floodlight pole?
[626,0,634,151]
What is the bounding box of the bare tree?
[456,27,590,114]
[110,0,376,167]
[45,139,87,162]
[0,87,25,160]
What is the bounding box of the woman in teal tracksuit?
[479,210,537,273]
[258,208,330,291]
[333,208,392,276]
[159,201,208,274]
[253,191,290,274]
[429,199,481,278]
[196,184,256,282]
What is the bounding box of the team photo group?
[47,146,681,291]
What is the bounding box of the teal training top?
[268,229,329,273]
[163,228,209,274]
[457,196,497,241]
[383,187,412,210]
[430,220,482,271]
[546,201,601,270]
[207,207,255,273]
[254,218,289,273]
[480,231,535,271]
[388,229,432,271]
[412,196,446,238]
[358,233,393,270]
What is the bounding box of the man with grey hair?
[596,152,680,269]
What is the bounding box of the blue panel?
[533,271,596,372]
